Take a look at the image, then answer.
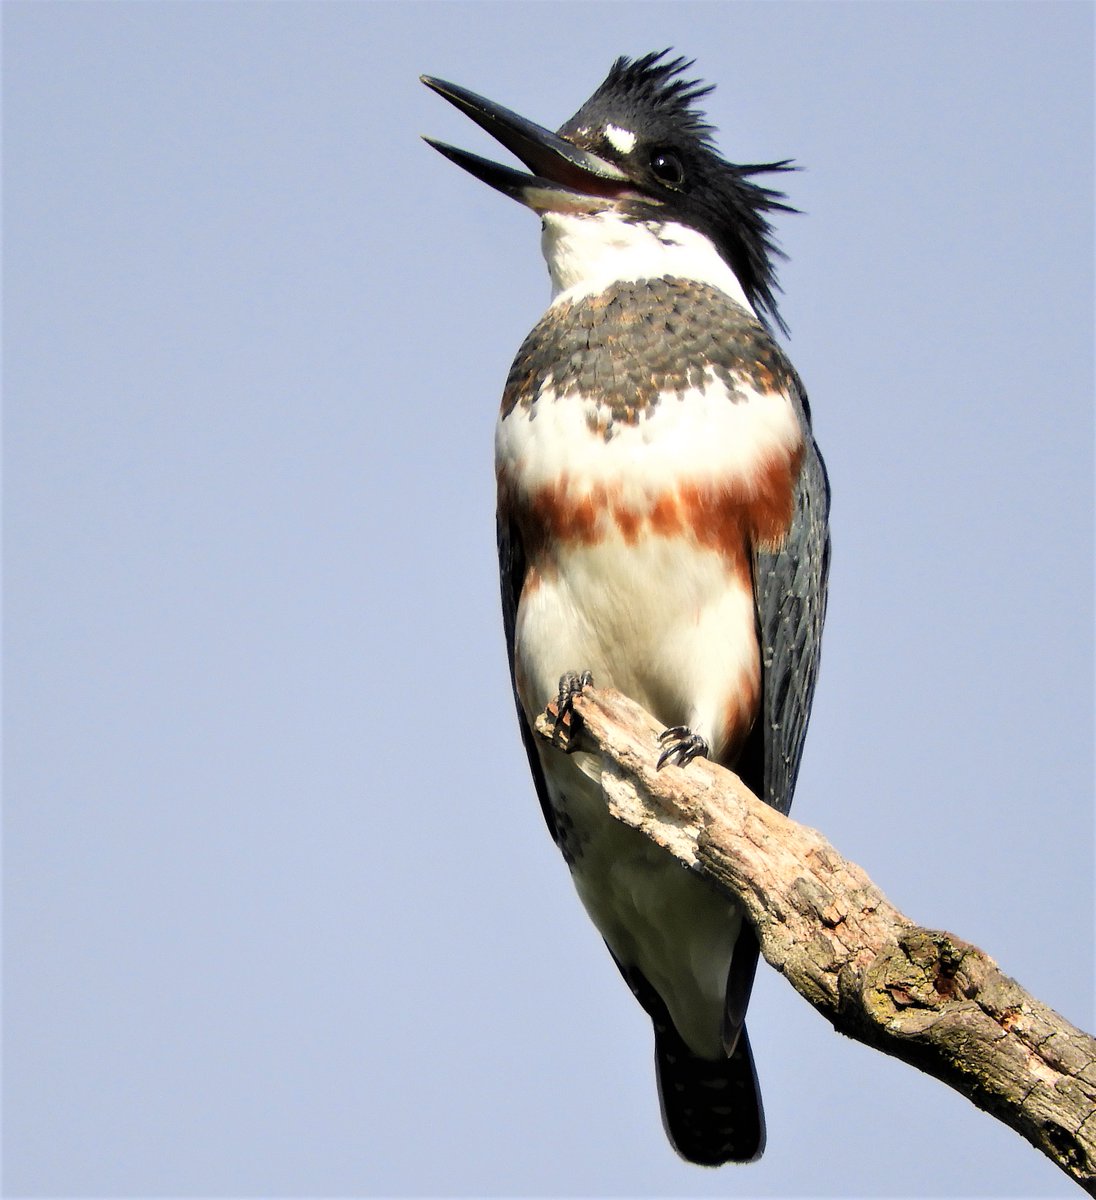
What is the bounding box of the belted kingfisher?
[423,51,830,1166]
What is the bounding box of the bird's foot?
[549,670,594,746]
[657,725,709,770]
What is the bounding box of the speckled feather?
[502,277,794,430]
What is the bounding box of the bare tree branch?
[533,686,1096,1193]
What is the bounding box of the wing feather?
[497,510,558,842]
[752,385,831,814]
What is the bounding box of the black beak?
[421,75,638,214]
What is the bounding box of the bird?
[422,51,830,1166]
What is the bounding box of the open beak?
[421,75,640,214]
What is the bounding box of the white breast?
[496,369,801,502]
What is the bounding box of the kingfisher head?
[422,51,796,331]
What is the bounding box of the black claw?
[552,670,594,735]
[657,725,709,770]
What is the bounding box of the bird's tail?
[654,1019,766,1166]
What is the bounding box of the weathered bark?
[533,686,1096,1193]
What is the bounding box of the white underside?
[516,532,759,754]
[515,530,753,1057]
[545,749,743,1059]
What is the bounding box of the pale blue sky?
[4,2,1093,1196]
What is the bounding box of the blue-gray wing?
[497,510,559,843]
[751,382,831,815]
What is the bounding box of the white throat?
[541,210,756,315]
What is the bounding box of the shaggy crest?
[591,50,716,140]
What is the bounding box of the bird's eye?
[650,148,685,187]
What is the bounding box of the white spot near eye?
[604,123,637,155]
